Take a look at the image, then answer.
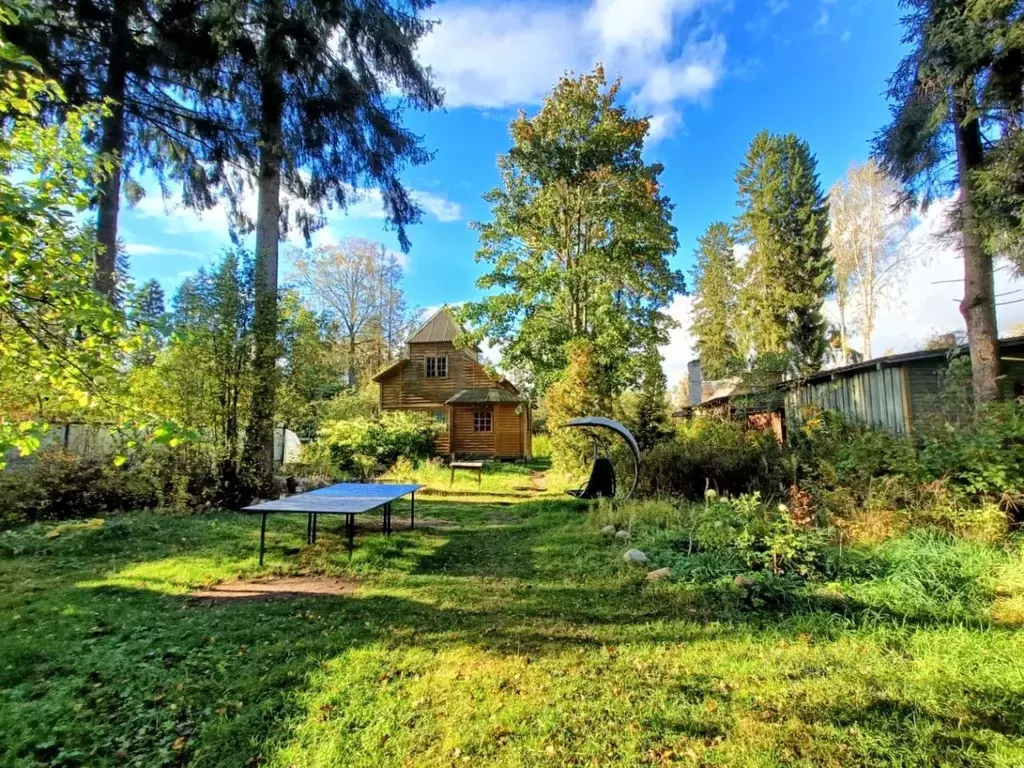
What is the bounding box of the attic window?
[426,356,447,378]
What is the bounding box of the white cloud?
[659,294,696,387]
[418,0,726,139]
[825,196,1024,357]
[411,190,463,223]
[130,182,461,243]
[123,242,205,260]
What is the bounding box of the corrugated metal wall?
[784,366,909,435]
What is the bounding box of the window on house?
[473,411,492,432]
[425,356,447,378]
[432,409,447,424]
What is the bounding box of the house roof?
[408,306,463,344]
[445,388,525,405]
[371,359,407,383]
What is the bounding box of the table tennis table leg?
[410,491,415,530]
[259,510,267,567]
[346,513,355,551]
[306,513,312,544]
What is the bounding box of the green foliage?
[690,222,740,379]
[735,130,832,374]
[0,443,218,528]
[545,340,614,474]
[0,28,125,464]
[276,292,347,438]
[312,412,440,479]
[634,418,784,500]
[793,409,922,500]
[462,66,683,398]
[920,402,1024,498]
[126,278,167,367]
[627,344,672,451]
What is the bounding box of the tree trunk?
[952,95,1001,403]
[348,332,357,387]
[241,16,284,498]
[94,1,129,303]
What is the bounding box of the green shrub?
[312,411,440,478]
[633,418,784,500]
[794,410,921,498]
[0,444,218,527]
[920,401,1024,498]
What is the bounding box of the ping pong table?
[244,483,423,566]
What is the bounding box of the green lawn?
[2,469,1023,767]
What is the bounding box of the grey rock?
[614,530,631,540]
[733,575,757,588]
[646,567,672,582]
[600,525,617,537]
[623,549,650,565]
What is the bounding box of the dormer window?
[425,356,448,378]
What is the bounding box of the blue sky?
[119,0,1024,385]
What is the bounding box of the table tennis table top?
[243,483,423,515]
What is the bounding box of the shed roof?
[408,306,463,344]
[445,388,525,405]
[793,335,1024,386]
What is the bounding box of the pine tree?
[735,131,832,375]
[690,222,739,379]
[873,0,1023,402]
[463,67,683,398]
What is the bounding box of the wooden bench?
[449,460,484,487]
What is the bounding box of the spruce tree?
[187,0,441,493]
[735,131,832,375]
[128,278,167,366]
[6,0,229,301]
[632,344,671,451]
[873,0,1023,402]
[690,222,739,379]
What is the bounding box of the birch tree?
[291,240,413,386]
[827,161,913,361]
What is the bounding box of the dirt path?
[530,469,548,493]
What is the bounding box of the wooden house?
[372,307,532,460]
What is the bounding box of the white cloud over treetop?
[660,195,1024,387]
[417,0,727,139]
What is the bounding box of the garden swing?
[561,417,640,501]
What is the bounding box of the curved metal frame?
[563,417,641,500]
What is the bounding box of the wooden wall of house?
[379,343,494,409]
[784,365,909,435]
[495,404,522,458]
[451,404,496,456]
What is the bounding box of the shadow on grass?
[2,498,1021,766]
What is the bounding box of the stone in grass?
[646,567,672,582]
[614,529,631,540]
[600,525,617,537]
[733,575,757,589]
[623,549,650,565]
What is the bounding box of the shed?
[783,337,1024,435]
